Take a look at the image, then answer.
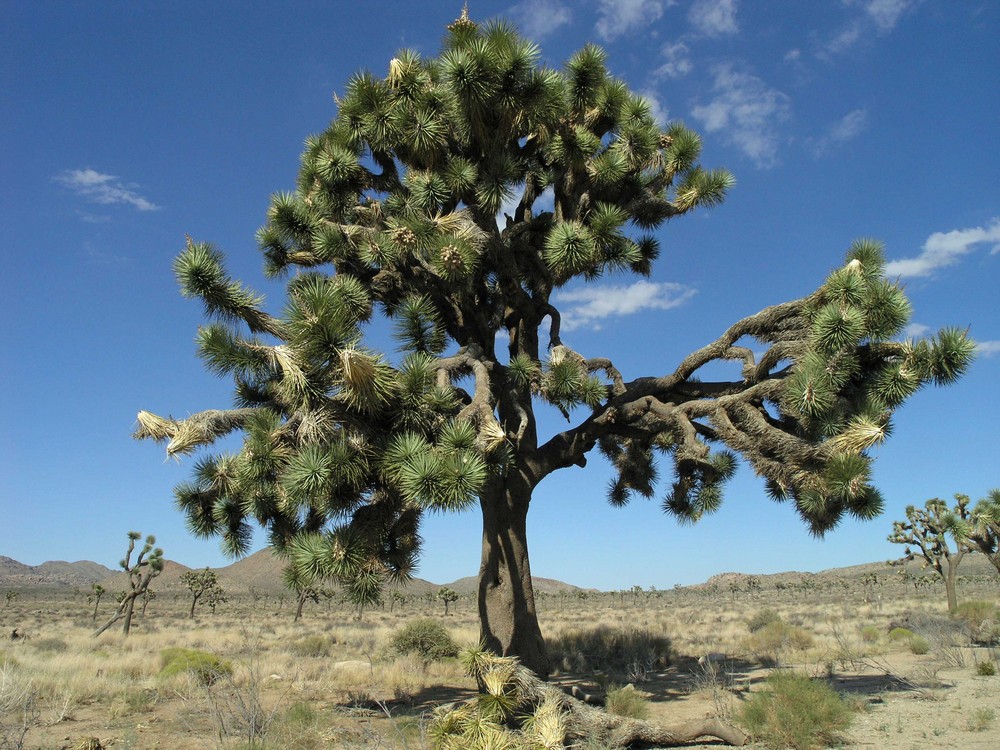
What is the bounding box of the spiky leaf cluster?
[139,15,735,606]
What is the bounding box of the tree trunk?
[295,592,305,622]
[121,595,137,635]
[478,472,550,679]
[189,594,199,618]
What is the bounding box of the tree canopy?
[137,11,974,677]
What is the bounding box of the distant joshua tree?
[94,532,164,637]
[437,586,459,616]
[90,583,106,622]
[3,591,17,609]
[180,567,225,618]
[888,496,971,612]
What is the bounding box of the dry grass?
[0,574,996,748]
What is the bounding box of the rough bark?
[478,472,550,680]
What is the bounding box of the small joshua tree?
[90,583,105,622]
[94,532,164,636]
[140,588,156,618]
[180,567,224,618]
[965,489,1000,576]
[283,564,321,623]
[437,586,459,616]
[3,591,17,609]
[888,496,971,612]
[204,584,227,615]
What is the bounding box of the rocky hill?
[0,556,116,588]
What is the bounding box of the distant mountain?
[4,550,994,593]
[0,556,116,587]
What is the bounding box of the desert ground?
[1,562,998,750]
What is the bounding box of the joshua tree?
[282,564,321,623]
[180,567,224,618]
[888,496,972,612]
[94,532,164,636]
[204,584,227,615]
[964,489,1000,576]
[140,588,156,618]
[3,591,17,609]
[437,586,459,616]
[90,583,106,622]
[136,11,974,678]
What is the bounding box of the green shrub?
[908,636,930,655]
[747,609,781,633]
[605,684,649,720]
[975,660,996,676]
[859,625,880,643]
[290,634,332,658]
[390,619,458,662]
[159,647,232,686]
[739,671,853,749]
[743,621,814,665]
[547,625,671,677]
[888,627,913,642]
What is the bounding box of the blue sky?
[2,0,997,590]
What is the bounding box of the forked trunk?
[478,472,551,679]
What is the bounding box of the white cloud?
[553,280,696,331]
[856,0,913,32]
[595,0,665,41]
[688,0,739,37]
[654,41,694,79]
[690,64,791,168]
[509,0,572,39]
[884,219,1000,278]
[784,48,802,62]
[976,340,1000,358]
[903,323,931,338]
[824,0,914,55]
[55,168,159,211]
[809,108,869,156]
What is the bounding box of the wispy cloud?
[976,340,1000,358]
[553,280,696,331]
[857,0,913,32]
[508,0,572,39]
[884,219,1000,278]
[903,323,931,338]
[688,0,739,37]
[654,41,694,79]
[690,64,791,168]
[808,108,869,156]
[823,0,915,55]
[55,168,160,212]
[595,0,666,41]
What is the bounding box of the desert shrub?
[289,634,332,658]
[742,621,814,666]
[31,637,69,653]
[908,636,930,655]
[966,707,995,732]
[547,625,670,678]
[159,647,232,686]
[954,600,999,644]
[605,684,649,720]
[888,627,913,642]
[739,671,852,749]
[859,625,880,643]
[975,660,996,676]
[747,609,781,633]
[390,619,458,662]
